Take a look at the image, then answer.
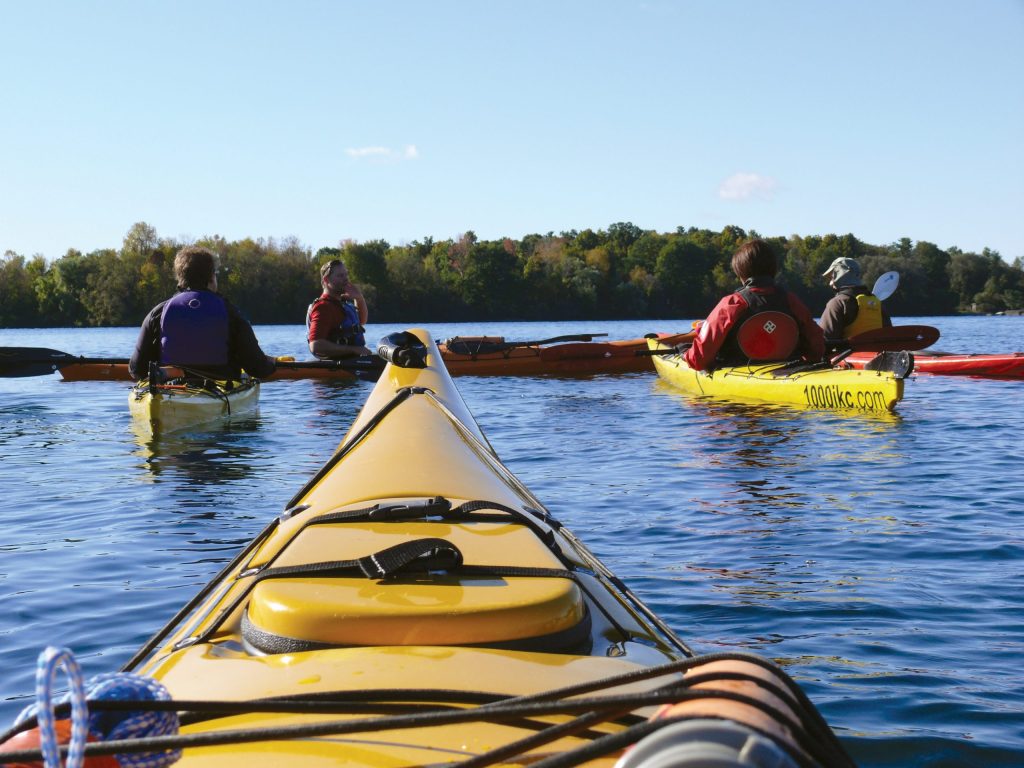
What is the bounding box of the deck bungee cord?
[2,650,853,768]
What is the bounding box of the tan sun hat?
[821,257,862,288]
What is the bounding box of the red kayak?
[847,350,1024,378]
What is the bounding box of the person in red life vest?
[684,239,825,371]
[128,246,276,380]
[307,259,372,358]
[819,256,892,341]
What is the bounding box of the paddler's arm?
[343,281,369,326]
[684,295,743,371]
[818,293,852,341]
[226,301,277,378]
[128,303,164,381]
[309,338,373,358]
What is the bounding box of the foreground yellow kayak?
[1,329,853,768]
[648,337,908,412]
[129,378,260,435]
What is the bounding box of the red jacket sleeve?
[683,294,749,371]
[307,298,339,344]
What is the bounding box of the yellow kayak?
[129,377,260,435]
[2,330,852,767]
[648,337,908,412]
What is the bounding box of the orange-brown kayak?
[57,362,364,382]
[437,332,693,376]
[55,333,695,381]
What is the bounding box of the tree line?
[2,221,1022,328]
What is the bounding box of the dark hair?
[730,239,777,281]
[320,259,346,281]
[174,246,217,290]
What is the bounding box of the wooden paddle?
[640,324,940,359]
[442,333,611,356]
[827,325,940,354]
[0,346,382,378]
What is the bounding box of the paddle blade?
[0,347,77,377]
[872,271,900,301]
[845,325,939,353]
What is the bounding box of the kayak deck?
[648,337,907,411]
[129,378,260,435]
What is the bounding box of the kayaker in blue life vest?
[128,246,276,381]
[307,259,372,358]
[819,257,892,341]
[684,239,825,371]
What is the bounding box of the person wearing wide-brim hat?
[819,257,891,340]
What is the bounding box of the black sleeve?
[226,301,276,378]
[128,303,165,380]
[819,294,854,341]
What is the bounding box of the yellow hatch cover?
[245,521,587,649]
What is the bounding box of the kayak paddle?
[827,325,940,354]
[0,346,382,379]
[443,333,610,356]
[0,347,128,377]
[872,271,900,301]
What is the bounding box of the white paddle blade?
[873,271,900,301]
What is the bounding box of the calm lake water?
[1,316,1022,766]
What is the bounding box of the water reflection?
[133,417,262,486]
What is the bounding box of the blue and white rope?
[16,647,181,768]
[34,646,88,768]
[82,673,181,768]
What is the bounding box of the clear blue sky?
[2,1,1022,263]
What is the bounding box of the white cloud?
[718,172,778,201]
[345,144,420,161]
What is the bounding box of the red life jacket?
[719,283,799,364]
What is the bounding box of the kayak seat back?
[241,521,590,654]
[735,311,798,361]
[443,337,509,356]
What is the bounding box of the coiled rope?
[15,647,180,768]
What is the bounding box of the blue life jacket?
[160,290,230,367]
[306,297,366,347]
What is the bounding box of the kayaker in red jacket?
[129,247,276,381]
[684,239,825,371]
[307,259,373,358]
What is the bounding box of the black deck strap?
[299,498,561,548]
[767,359,825,377]
[309,497,454,525]
[250,538,465,584]
[249,548,573,585]
[358,538,464,578]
